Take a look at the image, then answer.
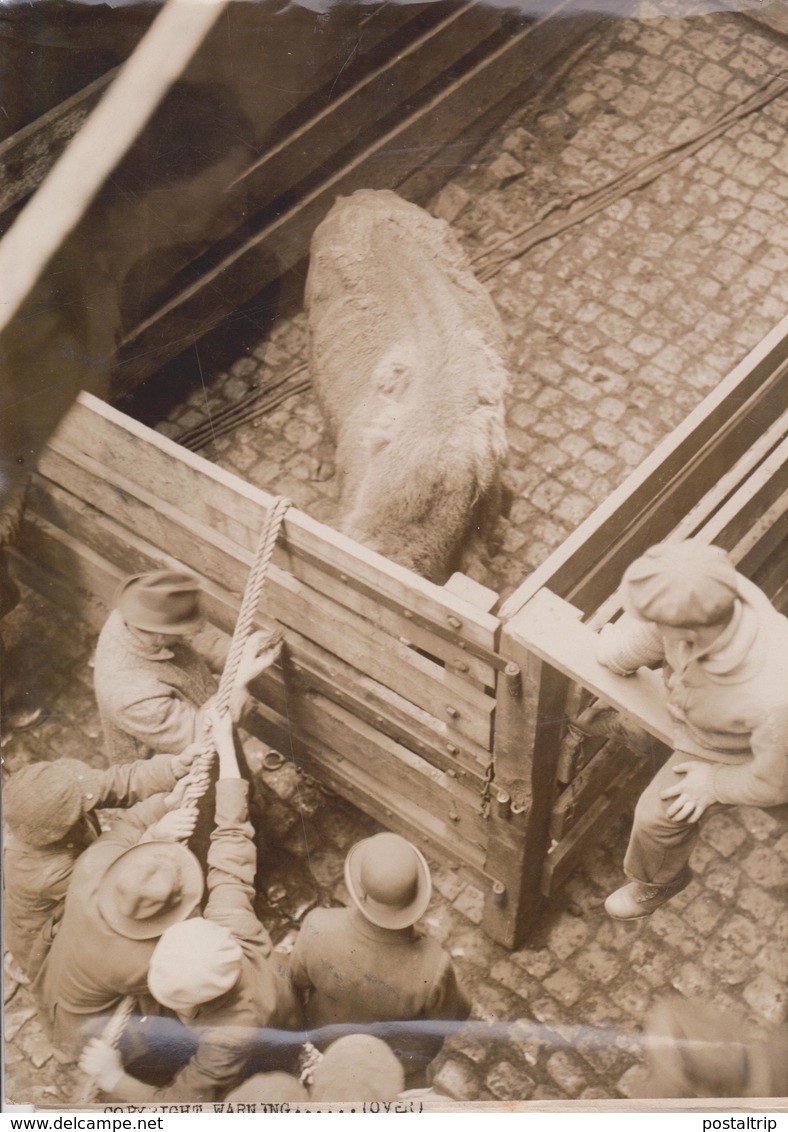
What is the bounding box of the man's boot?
[604,870,690,920]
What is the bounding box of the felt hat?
[4,760,95,845]
[345,832,431,930]
[148,918,244,1009]
[224,1074,309,1104]
[640,996,757,1099]
[97,841,203,940]
[622,540,739,627]
[116,570,202,634]
[311,1035,405,1102]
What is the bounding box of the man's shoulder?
[297,905,352,945]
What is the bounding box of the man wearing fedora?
[33,784,203,1059]
[289,832,470,1084]
[94,569,280,765]
[595,539,788,920]
[3,746,200,981]
[79,707,301,1102]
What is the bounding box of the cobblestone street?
[4,0,788,1109]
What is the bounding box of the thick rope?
[77,496,291,1102]
[77,996,137,1104]
[188,493,292,792]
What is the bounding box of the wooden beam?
[0,0,227,333]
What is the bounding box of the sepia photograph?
[1,0,787,1115]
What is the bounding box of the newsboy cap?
[116,570,202,634]
[148,918,244,1009]
[4,759,97,845]
[622,540,739,627]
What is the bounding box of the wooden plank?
[483,629,569,948]
[279,688,487,843]
[244,701,488,877]
[231,0,508,210]
[501,330,788,619]
[542,758,654,895]
[0,0,228,333]
[16,507,488,846]
[279,547,497,688]
[30,458,495,749]
[509,589,675,747]
[549,740,663,842]
[737,492,788,593]
[28,475,493,777]
[701,436,788,556]
[111,0,591,388]
[0,70,117,215]
[48,393,501,649]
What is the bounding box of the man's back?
[290,905,468,1029]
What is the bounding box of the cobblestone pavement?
[4,0,788,1110]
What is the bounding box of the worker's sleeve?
[596,615,665,676]
[426,952,471,1022]
[287,915,317,992]
[110,1025,256,1104]
[111,692,213,756]
[204,779,272,954]
[85,755,178,812]
[712,705,788,808]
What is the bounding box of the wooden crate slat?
[277,543,496,688]
[49,394,501,650]
[244,702,488,877]
[0,70,117,216]
[549,741,661,842]
[16,509,488,853]
[30,459,495,750]
[233,0,508,214]
[541,759,654,896]
[509,589,675,747]
[28,476,493,776]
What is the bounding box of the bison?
[305,189,510,586]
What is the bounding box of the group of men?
[4,536,788,1101]
[3,569,470,1103]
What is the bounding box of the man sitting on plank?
[595,539,788,920]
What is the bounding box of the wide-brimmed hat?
[622,540,739,627]
[345,833,431,930]
[97,841,203,940]
[116,570,202,634]
[4,760,96,845]
[148,918,244,1009]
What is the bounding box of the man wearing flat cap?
[94,569,279,764]
[289,832,470,1084]
[596,539,788,919]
